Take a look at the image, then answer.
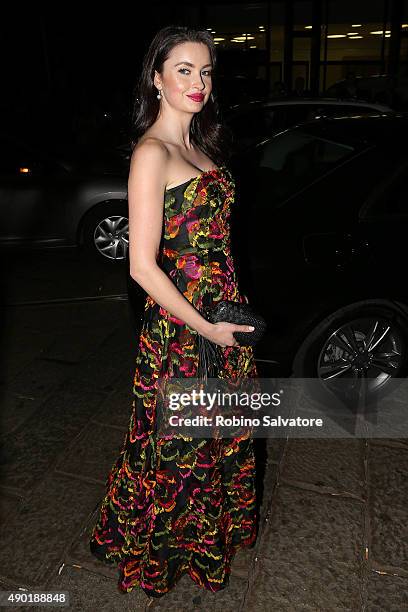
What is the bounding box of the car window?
[277,105,358,128]
[296,105,380,122]
[0,143,30,176]
[330,105,380,116]
[0,141,64,177]
[256,130,356,206]
[280,105,311,126]
[228,110,261,139]
[227,107,286,147]
[285,105,339,123]
[309,105,358,118]
[360,165,408,218]
[262,106,288,131]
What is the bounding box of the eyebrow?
[174,61,212,68]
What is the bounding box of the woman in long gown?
[89,25,259,600]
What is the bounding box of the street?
[0,247,407,611]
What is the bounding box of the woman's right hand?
[203,321,254,348]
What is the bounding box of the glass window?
[227,106,286,149]
[362,166,408,217]
[0,142,31,176]
[0,139,63,177]
[227,110,261,138]
[328,104,377,114]
[256,130,356,205]
[279,104,314,126]
[304,103,386,118]
[262,107,287,132]
[292,39,311,91]
[281,104,360,124]
[322,0,389,92]
[325,0,387,61]
[294,0,313,31]
[205,3,268,51]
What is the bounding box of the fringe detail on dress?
[197,333,225,381]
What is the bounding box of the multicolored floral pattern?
[89,165,258,598]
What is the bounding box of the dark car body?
[229,113,408,387]
[225,97,393,154]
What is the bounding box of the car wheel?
[79,201,128,264]
[292,300,408,402]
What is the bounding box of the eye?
[178,68,212,77]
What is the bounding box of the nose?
[191,73,205,90]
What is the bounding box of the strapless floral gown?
[89,164,259,598]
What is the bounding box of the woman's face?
[154,41,213,111]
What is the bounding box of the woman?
[89,25,259,601]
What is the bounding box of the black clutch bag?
[197,299,267,380]
[202,299,266,346]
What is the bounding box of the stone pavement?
[1,297,408,611]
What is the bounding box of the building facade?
[188,0,408,101]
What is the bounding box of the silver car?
[0,137,129,263]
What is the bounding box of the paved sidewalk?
[1,298,407,611]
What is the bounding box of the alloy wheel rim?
[317,316,403,394]
[93,215,129,260]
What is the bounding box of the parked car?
[225,97,394,154]
[0,137,129,262]
[229,112,408,398]
[325,73,408,111]
[113,97,394,163]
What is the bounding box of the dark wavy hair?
[130,25,232,166]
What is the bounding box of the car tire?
[79,200,129,264]
[292,300,408,404]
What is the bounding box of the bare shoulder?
[134,135,169,154]
[129,137,170,188]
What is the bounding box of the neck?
[155,107,194,150]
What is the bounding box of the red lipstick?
[187,93,205,102]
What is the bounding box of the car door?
[357,161,408,298]
[231,129,398,314]
[232,129,360,300]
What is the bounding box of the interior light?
[327,34,347,38]
[370,30,391,34]
[213,37,225,41]
[349,35,363,39]
[305,25,312,29]
[19,167,30,174]
[352,24,362,27]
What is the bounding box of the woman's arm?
[128,138,254,346]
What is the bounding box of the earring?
[157,89,162,99]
